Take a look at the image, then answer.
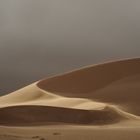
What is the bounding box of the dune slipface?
[0,58,140,140]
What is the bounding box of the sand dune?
[38,58,140,116]
[0,58,140,139]
[0,105,126,126]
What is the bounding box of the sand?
[0,58,140,140]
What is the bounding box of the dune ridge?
[38,58,140,116]
[0,58,140,127]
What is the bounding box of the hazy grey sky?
[0,0,140,95]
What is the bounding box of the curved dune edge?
[0,58,140,126]
[37,58,140,116]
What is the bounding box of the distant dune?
[0,58,140,140]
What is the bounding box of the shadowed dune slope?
[0,105,126,126]
[38,58,140,116]
[38,58,140,93]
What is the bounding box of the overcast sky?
[0,0,140,95]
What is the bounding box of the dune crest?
[38,58,140,116]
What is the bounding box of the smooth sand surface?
[0,58,140,140]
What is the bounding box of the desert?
[0,58,140,140]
